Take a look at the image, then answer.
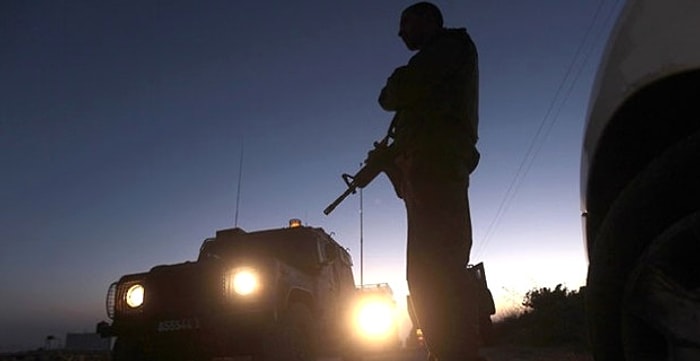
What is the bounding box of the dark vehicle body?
[581,0,700,359]
[99,223,358,361]
[404,263,495,349]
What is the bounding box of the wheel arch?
[584,69,700,255]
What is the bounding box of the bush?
[493,284,587,349]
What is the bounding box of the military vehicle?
[404,263,495,351]
[581,1,700,359]
[98,220,388,361]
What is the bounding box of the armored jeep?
[98,220,360,361]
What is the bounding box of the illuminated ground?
[319,346,592,361]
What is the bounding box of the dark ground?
[1,346,592,361]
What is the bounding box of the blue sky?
[0,0,623,351]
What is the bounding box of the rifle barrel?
[323,186,356,215]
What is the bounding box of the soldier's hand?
[366,141,389,162]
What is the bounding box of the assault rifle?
[324,122,397,215]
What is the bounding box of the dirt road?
[481,346,592,361]
[354,346,592,361]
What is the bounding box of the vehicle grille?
[146,263,219,317]
[106,282,117,319]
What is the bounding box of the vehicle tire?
[256,303,317,361]
[478,286,496,347]
[112,337,147,361]
[341,352,363,361]
[479,314,495,347]
[622,211,700,360]
[586,131,700,361]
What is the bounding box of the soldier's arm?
[382,158,404,199]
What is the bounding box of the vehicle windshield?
[199,229,321,271]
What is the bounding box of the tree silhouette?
[494,284,587,348]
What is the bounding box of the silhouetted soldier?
[378,2,483,361]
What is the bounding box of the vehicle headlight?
[125,284,145,308]
[225,267,260,296]
[354,298,395,340]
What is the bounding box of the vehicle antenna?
[360,187,364,286]
[234,143,244,228]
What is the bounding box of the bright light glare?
[355,300,394,339]
[125,284,144,308]
[232,270,259,295]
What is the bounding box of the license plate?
[157,318,200,332]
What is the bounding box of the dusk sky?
[1,0,624,351]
